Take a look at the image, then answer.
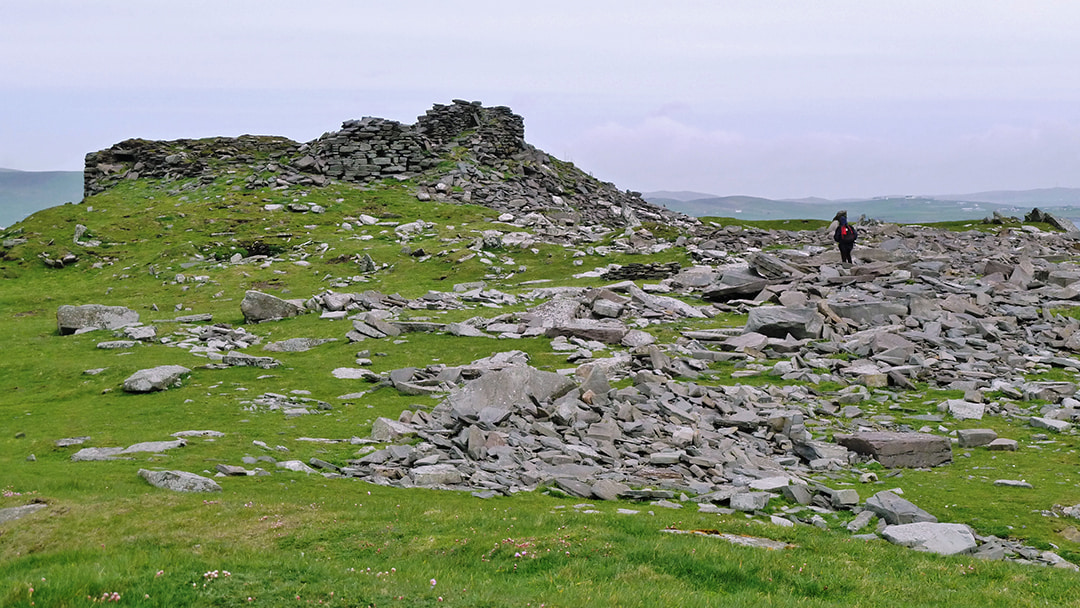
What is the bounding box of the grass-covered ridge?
[4,176,1080,607]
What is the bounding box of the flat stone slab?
[661,528,796,550]
[0,503,48,524]
[120,438,186,454]
[882,522,977,555]
[835,431,951,468]
[71,447,127,461]
[138,469,221,492]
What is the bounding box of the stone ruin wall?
[83,100,526,198]
[82,100,689,230]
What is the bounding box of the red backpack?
[839,224,857,242]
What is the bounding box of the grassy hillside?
[3,170,1080,607]
[0,168,84,228]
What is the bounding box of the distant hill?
[644,189,1080,223]
[935,187,1080,206]
[0,168,83,228]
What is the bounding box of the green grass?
[4,179,1080,606]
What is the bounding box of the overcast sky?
[3,0,1079,199]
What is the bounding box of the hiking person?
[833,210,856,264]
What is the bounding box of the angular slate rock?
[445,365,575,419]
[865,490,937,524]
[138,468,222,492]
[835,431,951,468]
[122,365,191,393]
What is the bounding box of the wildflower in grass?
[430,578,437,587]
[156,570,164,577]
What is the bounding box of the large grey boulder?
[241,290,302,323]
[138,469,222,493]
[122,365,191,393]
[57,304,139,335]
[835,431,951,468]
[882,522,977,555]
[865,490,937,524]
[744,306,823,339]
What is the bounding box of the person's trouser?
[838,243,854,263]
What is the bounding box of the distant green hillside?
[0,168,83,228]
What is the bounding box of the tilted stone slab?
[865,490,937,524]
[882,522,976,556]
[122,365,191,393]
[835,431,951,468]
[241,290,302,323]
[57,304,139,335]
[138,469,222,493]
